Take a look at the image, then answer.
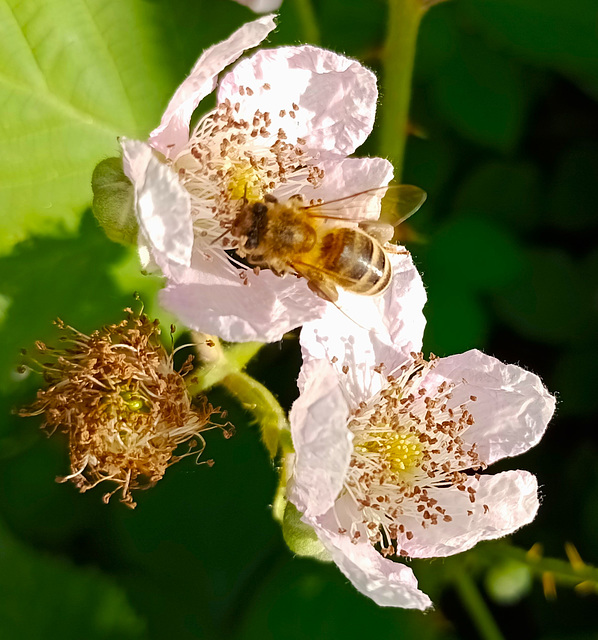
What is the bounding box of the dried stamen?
[20,309,231,508]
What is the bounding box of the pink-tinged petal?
[309,512,432,609]
[424,350,555,466]
[121,137,152,184]
[288,360,352,517]
[218,46,378,156]
[160,253,328,342]
[121,138,193,269]
[398,471,539,559]
[300,252,426,405]
[280,156,394,221]
[149,15,277,158]
[234,0,283,11]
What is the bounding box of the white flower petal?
[310,512,432,609]
[234,0,283,11]
[398,471,539,559]
[288,360,352,517]
[218,46,378,156]
[121,138,193,269]
[149,15,277,158]
[160,254,328,342]
[300,252,426,404]
[284,156,394,221]
[425,350,555,466]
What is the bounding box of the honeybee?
[229,185,427,303]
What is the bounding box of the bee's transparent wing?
[302,184,427,227]
[379,184,427,226]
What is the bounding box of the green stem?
[190,340,263,393]
[187,337,289,458]
[292,0,321,45]
[379,0,426,181]
[454,571,506,640]
[488,543,598,591]
[221,370,291,458]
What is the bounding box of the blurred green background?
[1,0,597,637]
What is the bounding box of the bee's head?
[231,201,269,250]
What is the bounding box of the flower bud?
[91,157,137,245]
[282,502,330,561]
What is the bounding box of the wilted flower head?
[122,15,394,342]
[20,310,230,508]
[289,293,555,608]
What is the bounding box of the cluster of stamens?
[170,83,325,250]
[20,309,232,508]
[340,353,486,557]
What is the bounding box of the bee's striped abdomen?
[317,228,391,296]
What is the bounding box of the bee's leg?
[307,278,339,303]
[291,262,339,303]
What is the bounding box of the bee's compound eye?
[252,203,268,216]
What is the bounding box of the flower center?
[119,389,150,414]
[340,353,487,556]
[356,428,423,475]
[225,160,264,201]
[169,89,325,248]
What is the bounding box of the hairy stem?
[379,0,426,181]
[454,571,506,640]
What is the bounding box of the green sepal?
[282,502,331,562]
[92,157,137,246]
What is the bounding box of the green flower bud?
[92,157,137,245]
[485,559,533,605]
[283,502,331,562]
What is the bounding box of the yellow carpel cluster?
[226,161,264,201]
[357,430,423,475]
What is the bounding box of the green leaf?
[0,212,130,390]
[454,161,541,231]
[416,2,459,81]
[492,248,591,344]
[235,556,453,640]
[0,0,257,256]
[460,0,598,100]
[548,143,598,231]
[426,217,524,291]
[431,31,538,151]
[0,519,146,639]
[422,286,489,356]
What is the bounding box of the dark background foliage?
[0,0,596,637]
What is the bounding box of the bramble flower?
[20,310,230,508]
[121,15,394,342]
[289,305,555,608]
[234,0,283,12]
